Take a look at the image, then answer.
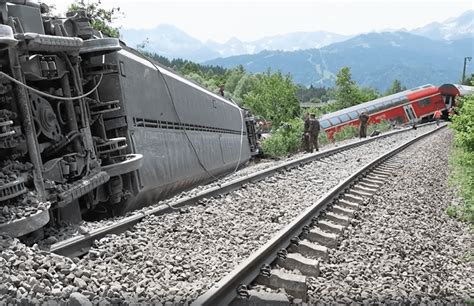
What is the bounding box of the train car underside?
[0,2,256,239]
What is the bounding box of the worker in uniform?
[303,114,311,152]
[304,114,320,152]
[358,112,369,138]
[309,114,320,152]
[433,109,442,126]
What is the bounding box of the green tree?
[335,67,359,108]
[233,74,258,103]
[68,0,121,38]
[180,62,201,75]
[385,79,406,96]
[462,74,474,86]
[243,70,300,128]
[358,87,379,102]
[225,65,245,94]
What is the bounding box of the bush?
[318,131,330,146]
[449,146,474,223]
[451,96,474,151]
[368,120,391,135]
[449,94,474,224]
[333,125,358,141]
[262,118,304,157]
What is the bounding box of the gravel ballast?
[40,125,435,244]
[1,124,461,304]
[308,127,473,304]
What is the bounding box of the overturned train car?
[0,1,260,237]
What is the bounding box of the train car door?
[403,105,416,123]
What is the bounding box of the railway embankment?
[0,125,437,304]
[308,128,473,304]
[1,125,471,304]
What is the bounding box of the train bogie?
[0,1,258,237]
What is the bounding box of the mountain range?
[206,32,473,91]
[120,10,474,90]
[120,10,473,63]
[120,26,351,62]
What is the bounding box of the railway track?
[192,124,446,305]
[49,123,440,258]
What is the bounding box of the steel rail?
[193,124,446,306]
[50,122,441,257]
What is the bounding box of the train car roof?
[439,83,474,96]
[320,84,435,121]
[117,41,241,111]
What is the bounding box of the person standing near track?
[303,113,311,152]
[359,112,369,138]
[304,113,320,152]
[309,114,320,152]
[218,84,225,97]
[433,109,442,126]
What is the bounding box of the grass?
[368,120,392,135]
[448,146,474,224]
[262,119,394,158]
[333,125,358,141]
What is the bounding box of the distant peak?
[227,37,242,43]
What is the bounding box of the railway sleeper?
[366,173,389,181]
[255,269,307,300]
[324,211,350,226]
[275,253,320,277]
[377,166,398,172]
[380,162,402,167]
[306,228,338,249]
[289,240,329,261]
[361,177,385,186]
[349,189,373,198]
[332,205,356,218]
[316,220,345,235]
[230,290,290,306]
[367,173,388,184]
[371,169,392,177]
[341,193,364,204]
[337,199,360,211]
[353,184,377,194]
[358,181,379,189]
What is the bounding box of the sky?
[46,0,473,43]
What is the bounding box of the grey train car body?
[0,1,257,238]
[99,49,251,211]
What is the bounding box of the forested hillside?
[205,32,473,91]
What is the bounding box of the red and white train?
[319,83,474,138]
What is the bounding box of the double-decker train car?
[0,1,259,238]
[319,84,466,138]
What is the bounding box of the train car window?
[357,108,368,114]
[418,98,431,107]
[329,117,341,125]
[348,111,358,119]
[367,105,375,112]
[320,119,331,128]
[339,114,350,122]
[372,103,383,111]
